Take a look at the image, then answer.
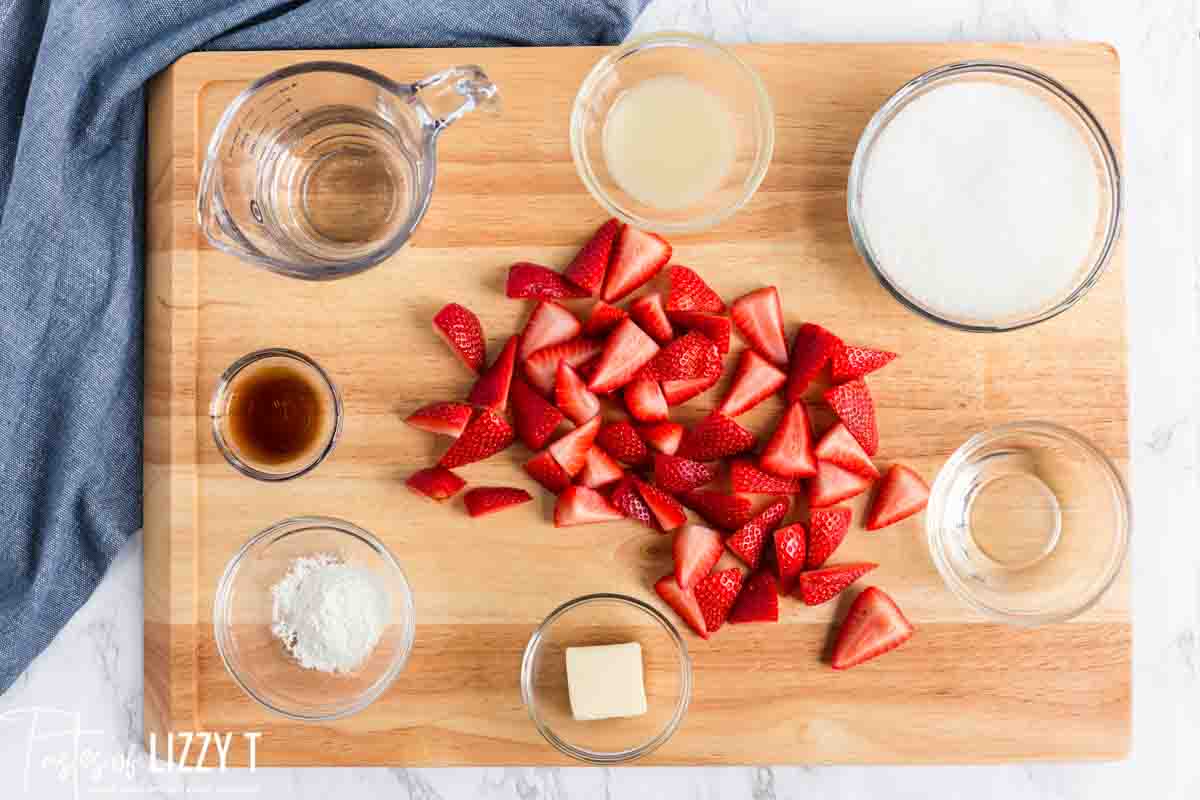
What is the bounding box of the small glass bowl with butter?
[520,593,692,763]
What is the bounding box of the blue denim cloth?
[0,0,646,695]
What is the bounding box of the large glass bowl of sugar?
[848,61,1121,332]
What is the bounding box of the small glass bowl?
[570,32,774,233]
[520,594,692,764]
[927,422,1129,626]
[213,516,415,721]
[847,61,1122,332]
[210,347,342,481]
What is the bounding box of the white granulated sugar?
[271,553,391,673]
[860,80,1102,323]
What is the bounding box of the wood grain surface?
[144,43,1129,766]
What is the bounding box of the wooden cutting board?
[144,43,1129,766]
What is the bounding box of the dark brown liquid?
[226,366,325,465]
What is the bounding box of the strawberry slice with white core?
[432,303,486,374]
[654,573,709,639]
[463,487,533,517]
[653,454,719,493]
[667,311,731,354]
[797,562,877,606]
[523,338,602,396]
[406,465,466,501]
[524,450,571,494]
[467,334,519,411]
[730,287,788,368]
[728,571,779,624]
[596,421,649,466]
[638,421,684,455]
[554,361,600,425]
[635,479,688,531]
[673,524,724,590]
[726,497,790,568]
[666,265,725,313]
[831,345,897,382]
[624,379,668,422]
[438,409,514,468]
[831,586,915,670]
[563,218,620,295]
[510,376,565,450]
[662,373,721,406]
[582,300,627,337]
[505,262,588,300]
[814,421,880,479]
[601,226,672,302]
[773,523,807,591]
[405,402,473,437]
[806,506,853,568]
[554,486,625,526]
[730,459,804,494]
[759,402,817,478]
[578,445,624,488]
[548,415,601,477]
[866,464,930,530]
[718,349,787,417]
[786,323,841,402]
[808,461,872,508]
[695,568,745,634]
[824,379,879,456]
[518,301,582,362]
[677,413,757,461]
[587,318,660,393]
[629,292,674,344]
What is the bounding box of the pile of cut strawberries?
[405,220,930,670]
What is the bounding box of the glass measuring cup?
[197,62,499,280]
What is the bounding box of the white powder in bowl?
[270,553,391,673]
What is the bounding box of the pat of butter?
[565,642,647,721]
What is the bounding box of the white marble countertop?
[2,1,1195,797]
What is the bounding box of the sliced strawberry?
[438,409,514,468]
[639,330,720,382]
[505,262,587,300]
[563,218,620,295]
[596,421,649,466]
[581,300,627,337]
[662,372,721,406]
[432,303,486,373]
[578,446,624,488]
[665,265,725,313]
[654,573,709,639]
[635,479,688,531]
[759,402,816,478]
[679,490,755,531]
[814,422,880,479]
[467,334,518,411]
[718,349,786,417]
[638,421,684,455]
[786,323,841,402]
[463,487,533,517]
[797,562,878,606]
[866,464,930,530]
[727,497,790,568]
[610,475,660,531]
[672,524,724,589]
[405,402,472,437]
[730,287,788,368]
[824,379,879,456]
[601,226,671,302]
[730,459,804,494]
[806,506,853,568]
[629,293,674,344]
[554,486,624,526]
[523,338,602,396]
[405,465,465,501]
[694,568,744,633]
[554,361,600,425]
[773,523,807,591]
[524,449,571,494]
[831,345,897,382]
[518,301,582,362]
[677,413,756,461]
[809,462,871,509]
[831,586,914,670]
[624,379,668,423]
[653,453,718,493]
[588,319,660,393]
[548,415,601,477]
[667,311,731,354]
[728,571,779,623]
[509,377,562,450]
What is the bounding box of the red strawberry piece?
[759,401,816,478]
[510,376,565,450]
[518,300,582,362]
[588,319,661,394]
[463,487,533,517]
[601,226,671,302]
[554,361,600,425]
[730,287,788,368]
[640,330,720,382]
[866,464,930,531]
[728,571,779,623]
[634,479,688,531]
[654,573,709,639]
[662,372,721,406]
[524,450,570,494]
[672,524,724,589]
[563,218,620,296]
[438,409,514,468]
[405,402,473,437]
[554,485,624,526]
[638,421,684,455]
[667,311,731,354]
[824,379,879,456]
[432,303,486,374]
[665,265,725,313]
[718,349,787,417]
[505,262,588,300]
[578,445,624,488]
[694,568,744,633]
[679,490,755,531]
[653,453,719,493]
[629,292,674,344]
[797,562,877,606]
[677,413,756,461]
[730,459,804,494]
[773,523,807,591]
[831,345,897,382]
[523,338,602,396]
[405,465,465,501]
[809,462,872,509]
[596,421,649,466]
[786,323,842,402]
[814,421,880,479]
[582,299,627,337]
[624,379,668,422]
[727,497,790,568]
[610,475,660,531]
[806,506,853,568]
[831,586,914,670]
[548,415,601,477]
[467,334,519,411]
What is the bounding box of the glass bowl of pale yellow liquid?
[571,32,774,233]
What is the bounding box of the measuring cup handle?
[413,65,500,130]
